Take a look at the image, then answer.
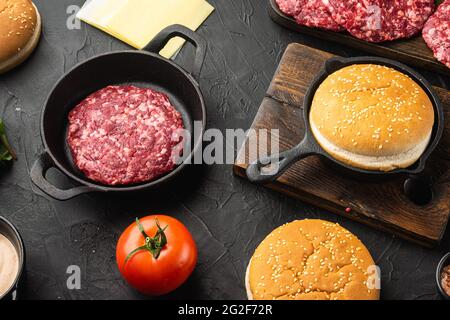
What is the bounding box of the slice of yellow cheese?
[77,0,214,58]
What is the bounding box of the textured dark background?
[0,0,449,300]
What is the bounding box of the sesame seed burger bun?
[0,0,41,74]
[246,219,380,300]
[309,64,435,172]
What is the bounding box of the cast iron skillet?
[246,56,444,184]
[30,25,207,201]
[0,216,25,300]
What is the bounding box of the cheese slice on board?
[77,0,214,58]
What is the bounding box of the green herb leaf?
[0,118,16,165]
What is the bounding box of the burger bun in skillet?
[309,64,435,172]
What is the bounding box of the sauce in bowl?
[441,265,450,297]
[0,233,19,297]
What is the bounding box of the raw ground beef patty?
[275,0,300,16]
[294,0,344,31]
[275,0,343,31]
[276,0,435,42]
[332,0,435,42]
[67,85,184,186]
[423,0,450,68]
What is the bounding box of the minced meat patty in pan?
[67,85,184,186]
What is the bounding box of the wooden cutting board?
[233,43,450,247]
[268,0,450,77]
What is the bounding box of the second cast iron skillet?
[246,56,444,184]
[30,25,207,200]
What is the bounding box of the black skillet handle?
[30,153,95,201]
[143,24,207,82]
[246,137,315,184]
[403,173,434,206]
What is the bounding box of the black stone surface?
[0,0,449,300]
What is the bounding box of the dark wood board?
[268,0,450,77]
[234,43,450,247]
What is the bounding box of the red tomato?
[116,215,197,296]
